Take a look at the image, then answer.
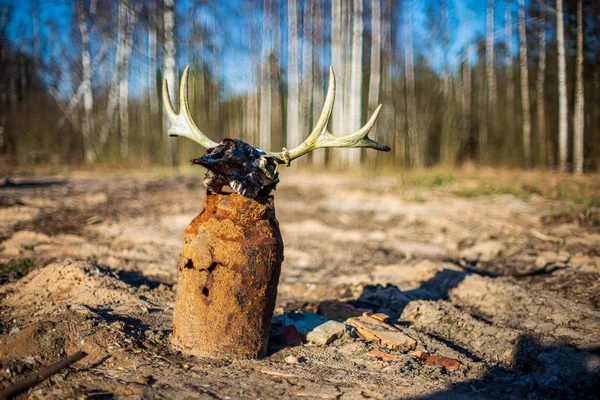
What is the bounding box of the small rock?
[535,251,571,268]
[306,320,346,345]
[284,312,329,337]
[368,349,401,362]
[461,240,505,263]
[271,325,303,346]
[318,300,371,321]
[408,350,430,360]
[425,355,461,371]
[9,327,20,335]
[346,315,417,352]
[284,355,305,364]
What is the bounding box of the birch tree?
[556,0,568,172]
[119,0,139,160]
[260,0,272,151]
[349,0,363,165]
[519,0,531,167]
[331,0,342,143]
[286,0,300,152]
[301,0,314,156]
[536,5,547,165]
[505,0,515,155]
[461,17,472,162]
[405,1,421,167]
[573,0,584,173]
[368,0,381,138]
[163,0,177,165]
[312,0,325,165]
[486,0,496,146]
[76,0,95,163]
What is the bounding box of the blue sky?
[2,0,527,97]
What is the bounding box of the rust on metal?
[172,191,284,359]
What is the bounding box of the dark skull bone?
[192,138,280,199]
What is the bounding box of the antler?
[283,66,390,163]
[163,66,219,149]
[163,65,390,166]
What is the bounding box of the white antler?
[163,65,219,149]
[283,66,390,163]
[163,65,389,165]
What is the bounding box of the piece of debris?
[284,355,306,364]
[369,313,390,323]
[0,350,88,399]
[367,349,401,362]
[283,312,330,338]
[346,315,417,352]
[271,325,303,346]
[408,350,430,360]
[317,300,371,321]
[306,320,347,345]
[424,355,461,371]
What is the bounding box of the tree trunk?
[311,0,325,165]
[573,0,584,174]
[366,0,381,165]
[405,1,420,167]
[300,0,314,166]
[536,6,547,166]
[556,0,568,172]
[368,0,381,119]
[76,0,95,163]
[486,0,496,149]
[461,19,472,163]
[119,0,137,161]
[163,0,177,165]
[348,0,363,166]
[519,0,531,168]
[505,0,515,162]
[260,0,272,152]
[287,0,300,154]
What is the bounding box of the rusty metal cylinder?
[172,191,284,359]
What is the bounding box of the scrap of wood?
[346,315,416,352]
[0,350,87,399]
[367,349,401,361]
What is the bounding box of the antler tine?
[284,66,390,163]
[162,65,219,149]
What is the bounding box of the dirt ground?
[0,168,599,399]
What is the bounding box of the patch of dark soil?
[520,270,600,308]
[15,207,90,236]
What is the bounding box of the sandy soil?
[0,170,599,399]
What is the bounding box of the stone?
[306,320,347,345]
[346,315,417,352]
[535,251,571,268]
[408,350,430,360]
[424,355,461,371]
[284,355,306,364]
[367,349,401,362]
[284,312,330,338]
[317,300,370,321]
[460,240,505,263]
[271,325,303,346]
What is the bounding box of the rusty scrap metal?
[172,192,283,358]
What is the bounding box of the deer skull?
[163,66,390,198]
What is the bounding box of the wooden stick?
[0,350,87,399]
